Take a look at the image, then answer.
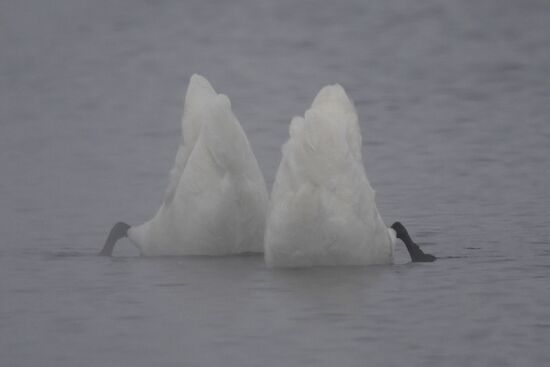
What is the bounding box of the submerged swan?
[264,84,435,267]
[101,75,269,256]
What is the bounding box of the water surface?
[1,0,549,366]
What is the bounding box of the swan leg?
[100,222,131,256]
[391,222,436,262]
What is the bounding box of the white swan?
[264,84,434,267]
[101,74,269,256]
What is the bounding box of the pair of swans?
[101,75,435,266]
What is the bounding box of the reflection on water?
[1,0,549,366]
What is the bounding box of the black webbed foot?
[100,222,130,256]
[411,252,436,263]
[391,221,436,263]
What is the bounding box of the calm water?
[1,0,549,366]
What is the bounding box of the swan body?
[118,75,268,256]
[264,84,396,267]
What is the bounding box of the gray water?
[1,0,549,366]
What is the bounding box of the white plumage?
[127,74,269,255]
[264,84,395,267]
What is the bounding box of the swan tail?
[310,84,362,162]
[164,74,218,204]
[286,84,364,187]
[201,94,257,176]
[181,74,218,147]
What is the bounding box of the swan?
[264,84,435,267]
[101,74,269,256]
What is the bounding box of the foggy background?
[1,0,549,366]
